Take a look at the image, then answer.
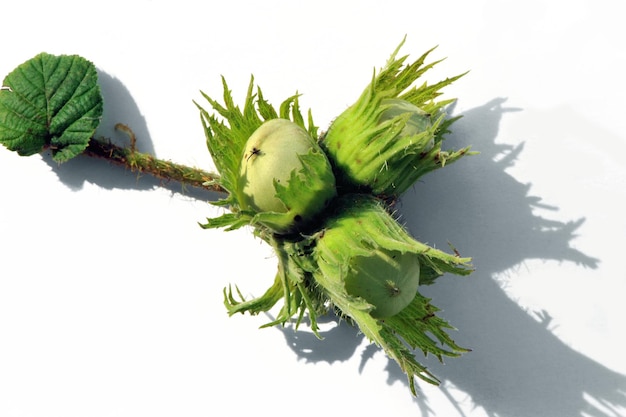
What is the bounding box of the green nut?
[238,118,337,234]
[345,248,420,318]
[379,98,434,150]
[319,42,469,197]
[321,96,440,196]
[313,194,425,318]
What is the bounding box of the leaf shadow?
[277,98,625,417]
[41,69,217,202]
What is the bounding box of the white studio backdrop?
[1,1,625,417]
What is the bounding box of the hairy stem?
[79,124,226,194]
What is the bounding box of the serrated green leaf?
[0,52,103,162]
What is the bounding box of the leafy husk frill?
[195,39,474,395]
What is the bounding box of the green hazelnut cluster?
[195,39,473,395]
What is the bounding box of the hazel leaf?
[0,52,103,162]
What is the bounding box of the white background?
[1,1,625,416]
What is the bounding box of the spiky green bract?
[320,38,472,196]
[315,194,473,287]
[223,231,328,336]
[223,194,472,393]
[195,76,318,231]
[311,194,472,393]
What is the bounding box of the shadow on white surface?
[281,99,625,417]
[41,70,219,202]
[397,99,624,417]
[279,313,366,364]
